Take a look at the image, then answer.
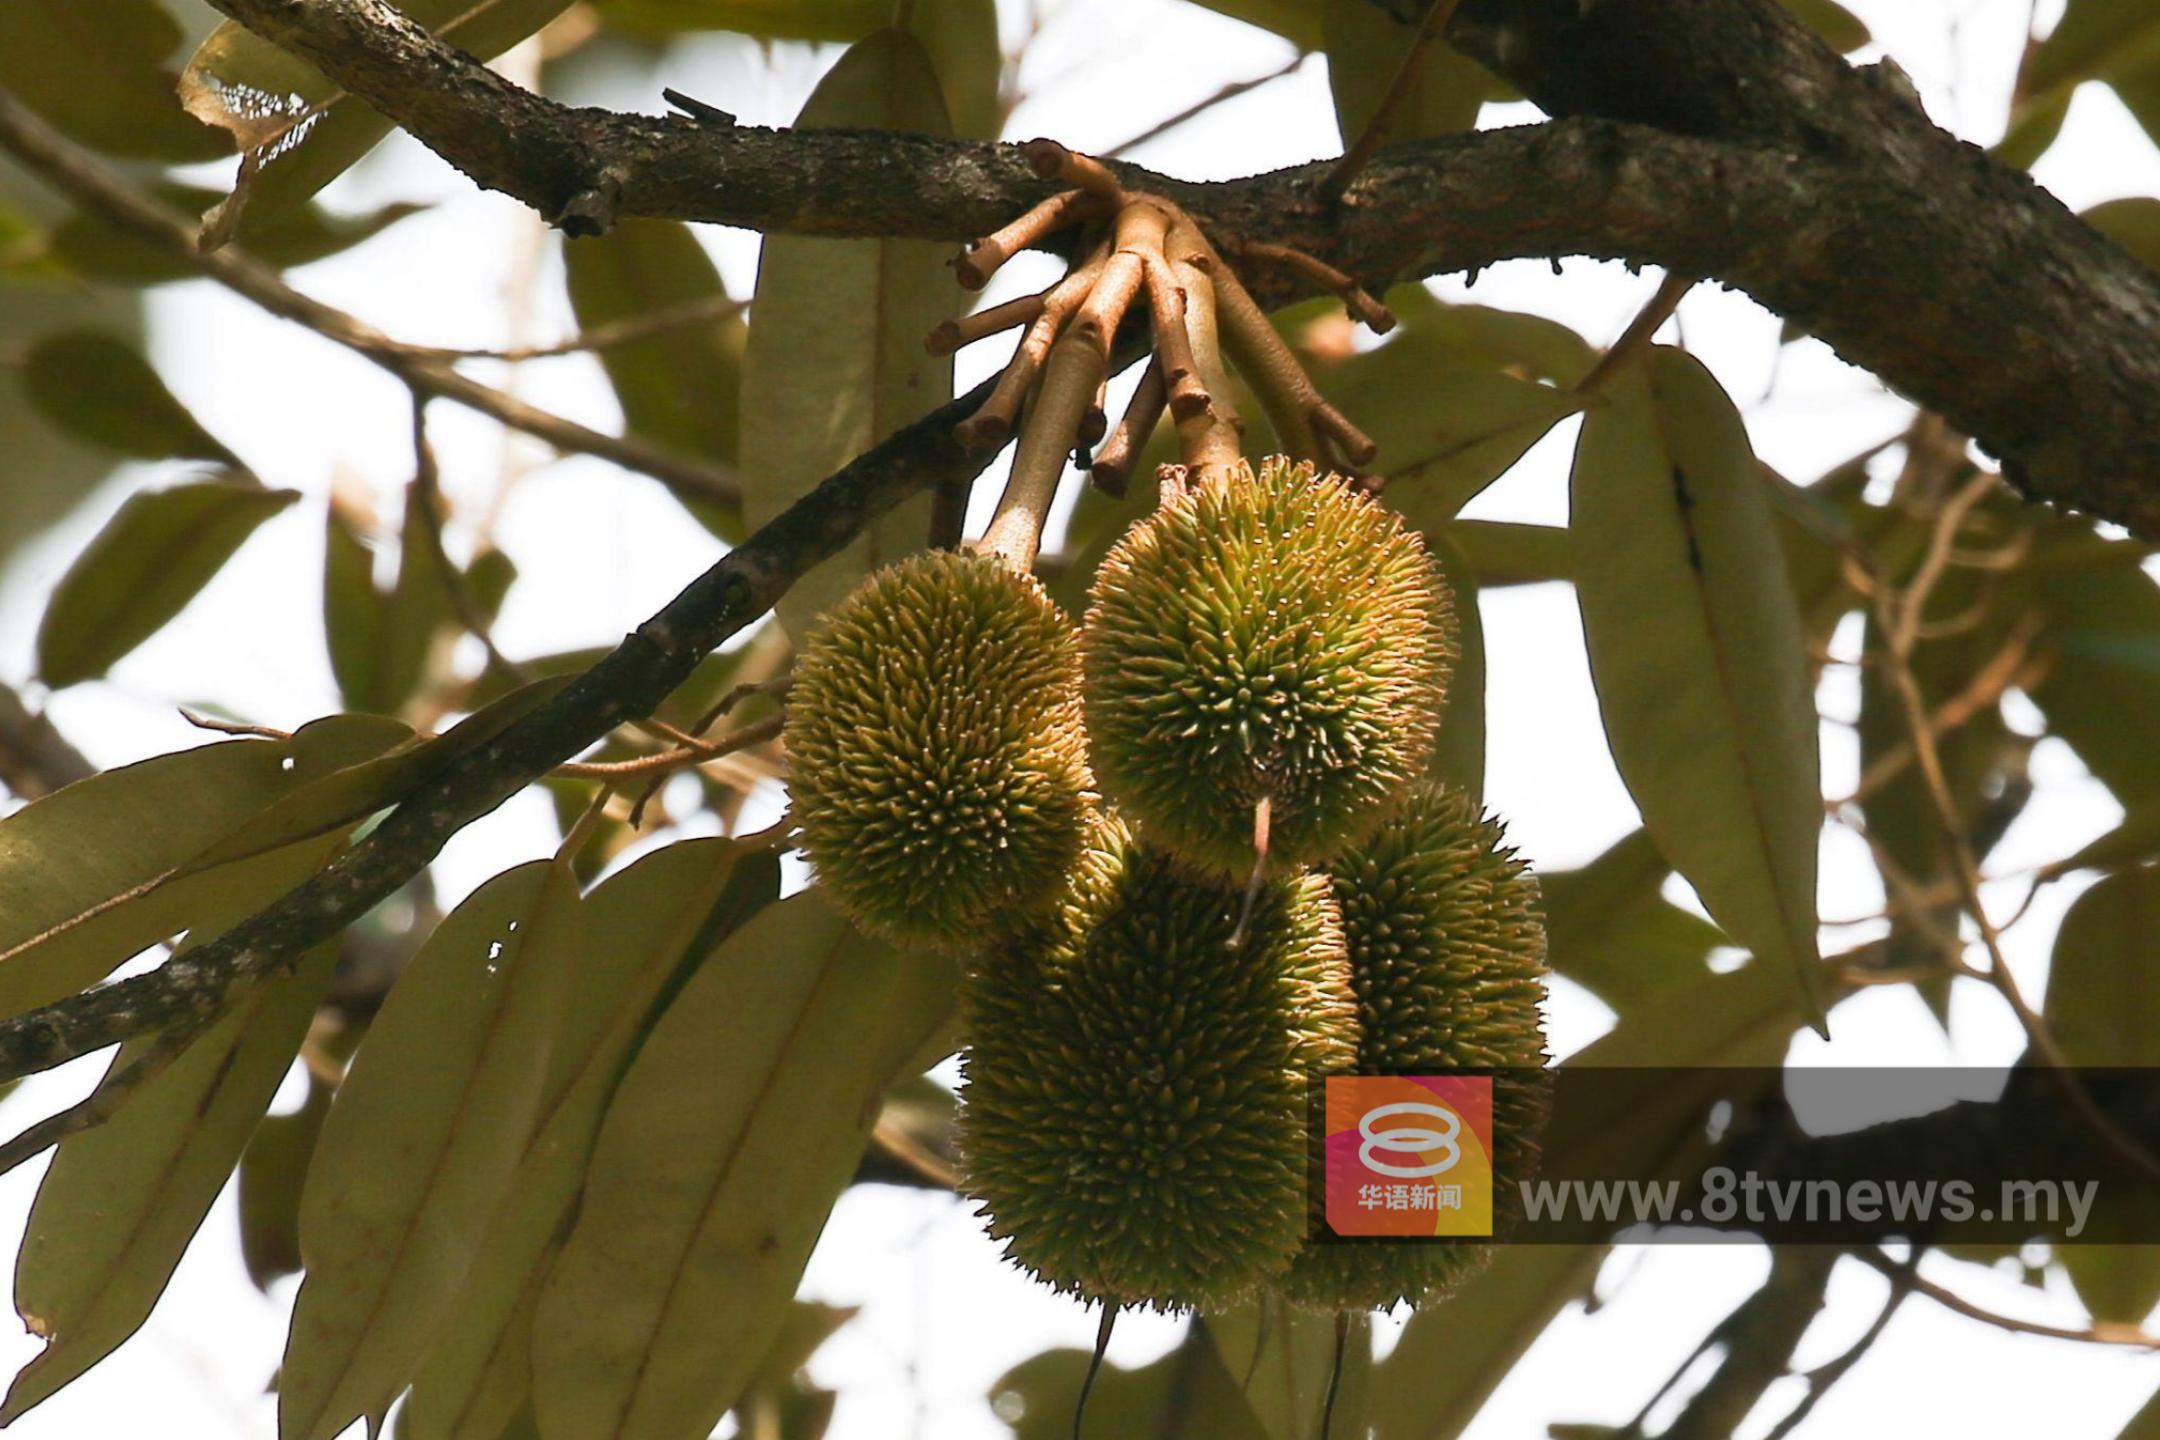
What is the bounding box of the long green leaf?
[36,475,294,688]
[279,860,582,1440]
[0,713,411,1022]
[1541,828,1730,1013]
[22,333,239,465]
[529,889,955,1440]
[0,0,225,161]
[739,28,957,641]
[1425,527,1485,805]
[403,837,780,1440]
[2045,866,2160,1321]
[2,935,336,1421]
[1570,347,1824,1028]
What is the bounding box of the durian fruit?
[1080,456,1454,878]
[784,548,1092,949]
[959,814,1359,1310]
[1283,782,1552,1313]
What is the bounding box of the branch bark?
[194,0,2160,536]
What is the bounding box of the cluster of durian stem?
[935,140,1392,572]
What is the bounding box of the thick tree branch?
[194,0,2160,536]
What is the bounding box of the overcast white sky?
[3,0,2160,1435]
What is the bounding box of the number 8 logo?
[1356,1101,1462,1178]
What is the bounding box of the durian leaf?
[1322,0,1490,148]
[1440,519,1571,588]
[1,934,337,1422]
[1207,1301,1370,1440]
[564,220,746,539]
[324,482,484,718]
[2118,1380,2160,1438]
[1317,305,1589,525]
[237,1070,331,1292]
[2011,0,2160,160]
[1782,0,1869,51]
[2026,556,2160,816]
[2087,197,2160,274]
[1367,1245,1604,1440]
[739,29,960,643]
[278,859,585,1440]
[1570,348,1824,1030]
[1541,829,1730,1013]
[50,185,425,284]
[35,474,295,688]
[585,1,1003,140]
[0,0,227,161]
[403,838,781,1440]
[990,1325,1271,1440]
[2044,866,2160,1322]
[178,0,574,240]
[1424,527,1485,805]
[1182,0,1324,49]
[2047,809,2160,880]
[22,333,240,466]
[529,889,955,1440]
[0,713,412,1024]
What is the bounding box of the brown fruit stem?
[1090,357,1167,497]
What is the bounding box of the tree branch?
[192,0,2160,536]
[0,376,1003,1085]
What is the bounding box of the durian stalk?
[925,292,1046,358]
[1165,218,1242,479]
[1091,358,1167,497]
[954,186,1095,289]
[976,330,1105,570]
[956,243,1109,452]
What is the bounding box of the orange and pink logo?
[1324,1075,1494,1238]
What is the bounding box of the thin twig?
[407,293,748,362]
[0,91,742,510]
[1574,271,1697,396]
[1103,53,1307,158]
[0,1026,194,1178]
[1318,0,1467,202]
[1850,1248,2160,1350]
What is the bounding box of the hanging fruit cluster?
[783,143,1551,1321]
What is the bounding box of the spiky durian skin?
[959,816,1359,1311]
[784,549,1092,950]
[1284,783,1552,1312]
[1079,456,1454,878]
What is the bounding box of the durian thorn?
[956,245,1109,451]
[1318,1310,1354,1440]
[976,327,1108,570]
[1228,795,1273,950]
[953,186,1096,290]
[1139,251,1212,419]
[1073,1302,1121,1440]
[926,292,1047,357]
[1091,357,1167,497]
[1224,238,1396,334]
[1019,138,1127,206]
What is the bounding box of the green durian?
[958,814,1358,1310]
[1079,455,1453,878]
[784,548,1092,949]
[1284,782,1551,1312]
